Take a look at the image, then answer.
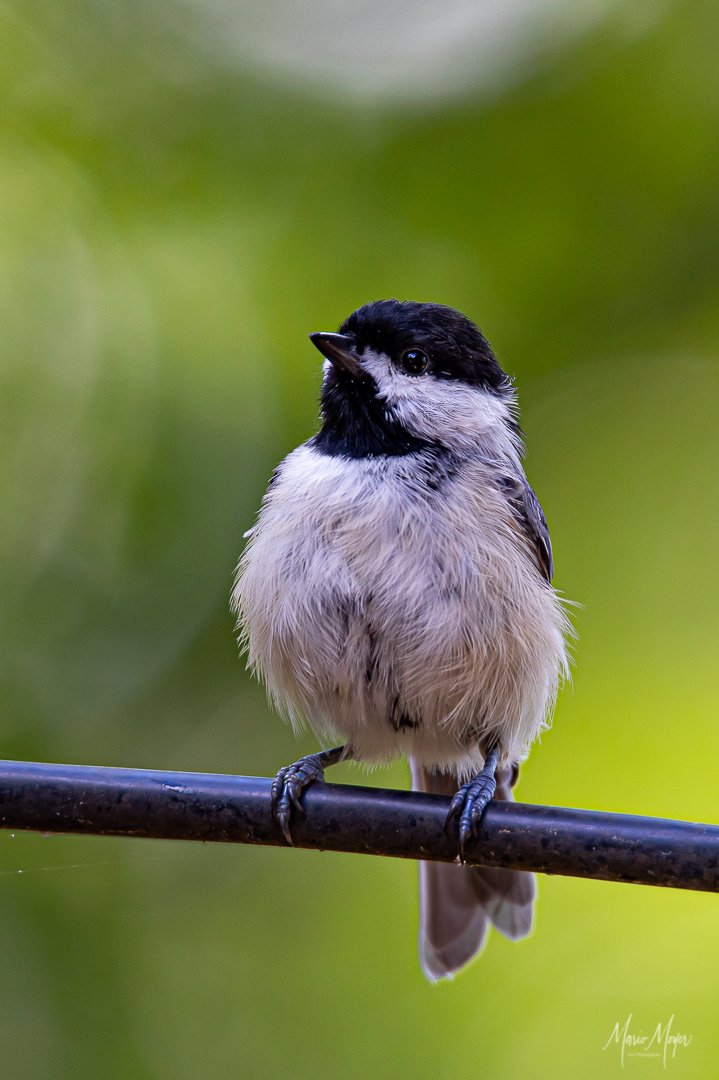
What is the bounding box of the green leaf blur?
[0,2,717,1077]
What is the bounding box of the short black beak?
[309,332,362,377]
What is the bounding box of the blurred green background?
[1,1,717,1077]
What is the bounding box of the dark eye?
[400,349,429,376]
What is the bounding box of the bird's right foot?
[270,745,347,844]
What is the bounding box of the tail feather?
[410,759,536,981]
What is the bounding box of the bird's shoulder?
[491,467,554,582]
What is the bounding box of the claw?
[276,804,293,846]
[288,784,304,813]
[445,788,466,829]
[444,749,500,863]
[270,769,285,806]
[269,753,330,844]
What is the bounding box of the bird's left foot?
[270,746,347,845]
[445,748,500,862]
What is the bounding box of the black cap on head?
[339,299,510,394]
[310,299,515,459]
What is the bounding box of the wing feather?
[497,472,554,582]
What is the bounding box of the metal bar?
[0,759,717,892]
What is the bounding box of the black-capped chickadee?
[232,300,571,980]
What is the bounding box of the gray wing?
[498,472,554,582]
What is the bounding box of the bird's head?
[309,299,517,458]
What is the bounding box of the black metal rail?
[0,759,717,891]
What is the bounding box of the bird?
[232,299,571,980]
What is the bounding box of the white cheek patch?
[358,349,514,451]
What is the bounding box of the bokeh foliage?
[0,2,717,1077]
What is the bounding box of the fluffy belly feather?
[233,445,569,776]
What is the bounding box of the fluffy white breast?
[233,436,570,778]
